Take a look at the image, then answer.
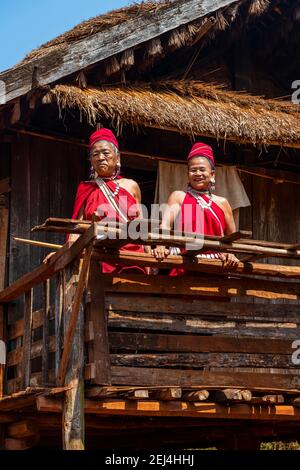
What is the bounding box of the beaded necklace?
[98,169,120,197]
[188,186,213,208]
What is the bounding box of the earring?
[89,166,95,180]
[210,179,215,191]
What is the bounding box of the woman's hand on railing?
[43,251,56,264]
[152,246,170,260]
[219,252,239,269]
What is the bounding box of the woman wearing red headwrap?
[69,128,146,274]
[153,142,239,273]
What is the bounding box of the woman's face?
[90,140,119,177]
[187,156,214,191]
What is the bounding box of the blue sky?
[0,0,132,72]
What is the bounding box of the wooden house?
[0,0,300,450]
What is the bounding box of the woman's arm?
[153,191,185,260]
[218,198,239,268]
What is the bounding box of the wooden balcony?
[0,220,300,449]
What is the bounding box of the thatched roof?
[19,1,172,66]
[18,0,269,68]
[44,81,300,148]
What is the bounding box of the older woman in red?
[153,142,239,272]
[70,128,146,274]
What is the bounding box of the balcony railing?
[0,219,300,398]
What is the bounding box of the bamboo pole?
[14,237,62,250]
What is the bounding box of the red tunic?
[170,192,226,276]
[71,179,146,274]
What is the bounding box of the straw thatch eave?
[44,81,300,149]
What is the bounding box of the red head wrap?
[187,142,215,168]
[89,128,119,150]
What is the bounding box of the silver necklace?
[188,188,213,208]
[96,177,120,197]
[110,180,120,198]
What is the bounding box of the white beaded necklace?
[188,187,213,208]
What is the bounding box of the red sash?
[71,179,145,274]
[170,192,226,276]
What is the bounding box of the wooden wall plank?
[88,259,111,385]
[9,137,31,284]
[107,310,300,338]
[110,352,294,369]
[21,290,33,389]
[108,332,294,355]
[9,135,87,284]
[252,169,300,266]
[103,274,299,300]
[110,366,300,389]
[105,294,300,319]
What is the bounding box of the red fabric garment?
[170,192,226,276]
[89,128,119,150]
[71,179,146,274]
[187,142,215,167]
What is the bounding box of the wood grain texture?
[87,259,111,385]
[110,366,300,389]
[0,0,235,103]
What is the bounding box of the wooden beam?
[35,396,300,421]
[7,420,37,438]
[42,280,50,384]
[0,224,96,303]
[183,390,209,402]
[57,244,93,386]
[108,332,294,355]
[0,305,4,399]
[110,353,295,369]
[0,196,9,290]
[0,0,235,104]
[104,273,300,301]
[5,437,37,450]
[33,219,300,253]
[0,395,37,412]
[125,389,150,400]
[62,278,85,450]
[87,258,111,386]
[111,366,300,390]
[21,289,33,390]
[105,293,300,320]
[210,389,252,402]
[251,395,285,405]
[94,251,300,279]
[149,388,182,401]
[220,231,252,243]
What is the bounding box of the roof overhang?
[44,81,300,149]
[0,0,237,106]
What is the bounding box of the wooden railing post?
[59,247,93,450]
[42,279,50,385]
[54,273,63,379]
[0,305,5,399]
[62,302,85,450]
[21,289,33,390]
[87,258,111,385]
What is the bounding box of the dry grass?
[14,0,273,69]
[17,0,173,65]
[44,80,300,148]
